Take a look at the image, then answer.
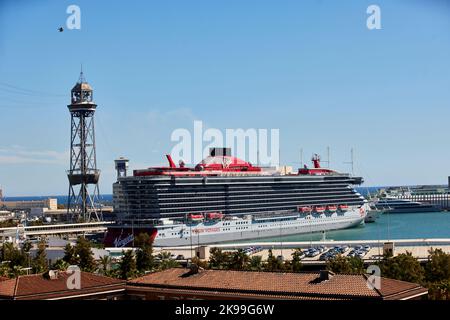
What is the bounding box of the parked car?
[356,250,367,258]
[319,253,330,261]
[306,248,320,257]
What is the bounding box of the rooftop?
[0,271,125,300]
[128,268,428,300]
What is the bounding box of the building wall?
[0,198,58,211]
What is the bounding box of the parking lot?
[160,244,450,264]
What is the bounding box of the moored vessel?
[104,149,367,247]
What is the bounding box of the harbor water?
[245,211,450,243]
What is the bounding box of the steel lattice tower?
[66,71,102,222]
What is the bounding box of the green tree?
[156,251,179,270]
[21,240,32,255]
[425,248,450,283]
[32,239,48,273]
[1,242,27,269]
[326,255,364,274]
[52,259,69,271]
[229,249,249,271]
[424,248,450,300]
[0,263,9,277]
[209,248,230,269]
[378,251,424,284]
[63,243,79,265]
[265,249,284,272]
[248,256,263,271]
[10,265,27,278]
[74,237,95,272]
[135,233,155,273]
[118,250,136,280]
[98,255,112,276]
[290,249,303,273]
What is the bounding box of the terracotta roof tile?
[0,277,16,297]
[129,269,378,299]
[377,277,428,300]
[129,268,428,300]
[0,272,125,300]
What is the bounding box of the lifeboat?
[327,205,337,212]
[314,206,326,213]
[206,212,224,220]
[188,214,204,221]
[298,206,312,213]
[338,204,349,212]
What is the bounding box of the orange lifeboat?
[206,212,224,220]
[327,205,337,212]
[314,206,326,213]
[188,213,204,221]
[338,204,349,211]
[298,206,312,213]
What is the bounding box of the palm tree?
[52,259,69,271]
[248,256,263,271]
[99,255,111,275]
[10,265,24,278]
[230,249,249,270]
[156,252,179,270]
[291,249,303,272]
[209,248,228,269]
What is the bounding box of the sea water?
[249,211,450,243]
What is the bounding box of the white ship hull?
[152,208,366,247]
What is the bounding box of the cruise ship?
[104,148,367,247]
[372,198,439,214]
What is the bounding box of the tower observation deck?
[66,71,102,222]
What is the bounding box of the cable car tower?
[66,70,102,222]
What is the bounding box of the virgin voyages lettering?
[192,227,221,234]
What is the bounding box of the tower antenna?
[324,146,330,168]
[300,148,303,167]
[343,148,355,175]
[78,64,86,83]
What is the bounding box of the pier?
[0,221,113,240]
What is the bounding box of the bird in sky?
[58,27,64,32]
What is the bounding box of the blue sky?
[0,0,450,196]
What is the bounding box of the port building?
[0,198,57,211]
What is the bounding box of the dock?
[0,221,114,240]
